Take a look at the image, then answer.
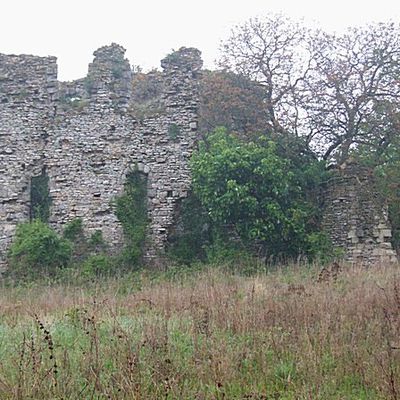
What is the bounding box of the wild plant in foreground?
[0,263,398,399]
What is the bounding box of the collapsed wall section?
[322,163,397,265]
[0,54,57,266]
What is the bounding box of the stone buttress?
[322,163,397,265]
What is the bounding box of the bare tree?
[219,16,400,164]
[219,14,313,137]
[305,23,400,163]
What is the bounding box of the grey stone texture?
[322,162,398,265]
[0,44,202,267]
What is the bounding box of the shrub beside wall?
[7,220,72,278]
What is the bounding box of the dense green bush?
[6,218,115,282]
[62,218,108,265]
[190,128,327,260]
[63,217,84,242]
[7,220,72,278]
[305,231,340,263]
[80,254,114,278]
[88,229,107,250]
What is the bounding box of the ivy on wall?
[114,168,148,266]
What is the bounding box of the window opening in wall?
[168,123,180,141]
[114,168,148,266]
[30,167,51,222]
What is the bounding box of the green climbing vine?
[114,168,148,266]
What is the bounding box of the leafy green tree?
[191,128,321,259]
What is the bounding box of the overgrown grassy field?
[0,263,399,399]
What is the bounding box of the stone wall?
[322,163,397,265]
[0,44,202,267]
[0,53,57,266]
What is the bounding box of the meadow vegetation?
[0,262,398,399]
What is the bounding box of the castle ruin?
[0,43,202,267]
[0,44,397,268]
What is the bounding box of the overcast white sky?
[1,0,399,81]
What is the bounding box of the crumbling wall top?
[0,53,57,103]
[161,47,203,72]
[86,43,132,110]
[331,162,373,180]
[92,43,127,60]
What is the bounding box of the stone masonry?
[322,162,398,265]
[0,44,202,267]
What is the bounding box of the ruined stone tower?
[0,44,202,267]
[322,163,397,265]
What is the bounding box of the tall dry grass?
[0,262,399,399]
